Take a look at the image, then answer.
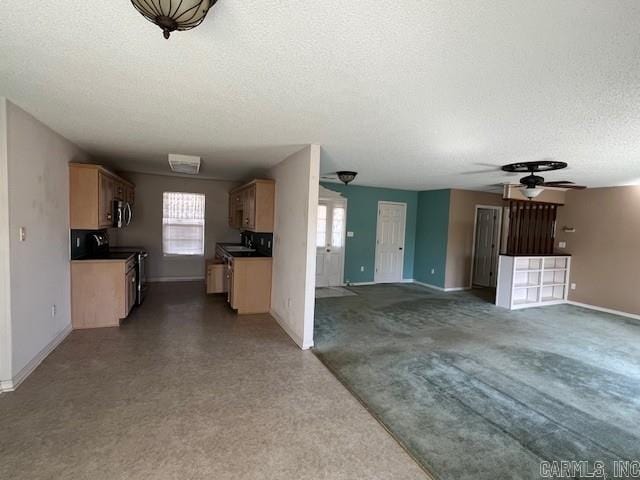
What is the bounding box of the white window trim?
[162,192,206,257]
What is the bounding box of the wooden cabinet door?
[125,185,135,205]
[241,189,250,229]
[206,264,226,294]
[98,172,115,227]
[228,192,236,228]
[246,185,256,230]
[229,191,242,229]
[114,182,125,201]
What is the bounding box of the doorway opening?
[471,205,503,288]
[374,201,407,284]
[315,187,347,288]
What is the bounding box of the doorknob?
[399,247,403,250]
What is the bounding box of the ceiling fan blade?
[541,181,586,189]
[558,184,587,190]
[542,181,574,186]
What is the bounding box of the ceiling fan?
[501,160,587,199]
[320,171,358,185]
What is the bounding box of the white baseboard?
[347,279,414,287]
[411,280,471,292]
[412,280,446,291]
[147,276,205,283]
[269,309,312,350]
[567,301,640,321]
[446,286,473,292]
[0,324,72,393]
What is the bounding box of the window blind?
[162,192,206,256]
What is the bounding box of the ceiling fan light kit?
[131,0,218,39]
[520,186,543,199]
[500,160,587,199]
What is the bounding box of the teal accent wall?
[320,183,418,284]
[414,190,451,288]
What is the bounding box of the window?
[331,207,345,248]
[317,205,327,247]
[162,192,205,256]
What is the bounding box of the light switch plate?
[347,231,354,238]
[19,227,26,242]
[571,283,576,290]
[558,241,566,249]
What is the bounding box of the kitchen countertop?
[217,243,272,258]
[71,253,135,263]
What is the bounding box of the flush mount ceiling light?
[131,0,219,39]
[168,154,201,174]
[336,171,358,185]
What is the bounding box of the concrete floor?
[0,282,428,480]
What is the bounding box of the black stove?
[70,230,148,306]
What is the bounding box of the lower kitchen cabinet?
[71,257,137,329]
[206,259,226,294]
[228,257,272,314]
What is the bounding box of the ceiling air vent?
[168,154,201,175]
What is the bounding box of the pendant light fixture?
[337,171,358,185]
[131,0,219,39]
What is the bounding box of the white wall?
[268,145,320,349]
[3,100,89,389]
[112,172,240,281]
[0,98,12,387]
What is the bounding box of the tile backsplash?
[70,229,109,260]
[241,231,273,257]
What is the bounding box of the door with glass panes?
[316,199,346,287]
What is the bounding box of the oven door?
[137,252,148,305]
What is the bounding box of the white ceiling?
[1,1,640,190]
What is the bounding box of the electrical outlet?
[51,304,57,317]
[558,241,566,249]
[347,231,354,238]
[571,283,576,290]
[431,268,435,275]
[19,227,26,242]
[360,266,365,272]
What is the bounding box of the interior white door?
[374,202,406,283]
[473,208,500,287]
[316,200,346,287]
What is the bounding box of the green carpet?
[313,284,640,480]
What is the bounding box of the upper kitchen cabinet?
[228,179,275,232]
[70,163,135,229]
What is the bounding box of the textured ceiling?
[1,1,640,190]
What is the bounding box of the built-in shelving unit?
[496,255,571,310]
